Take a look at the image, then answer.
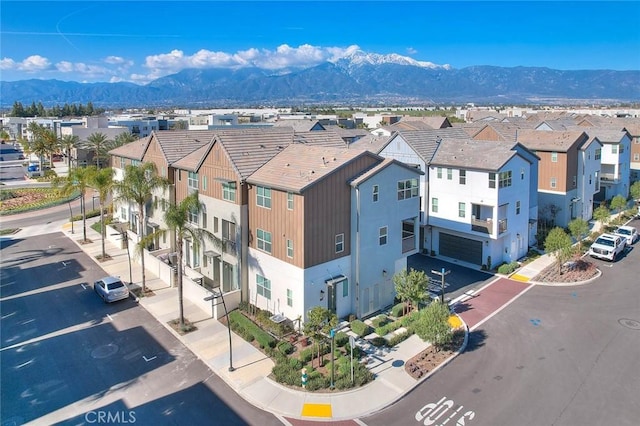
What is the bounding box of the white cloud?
[55,61,111,76]
[0,58,17,69]
[406,47,418,55]
[0,55,52,72]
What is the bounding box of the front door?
[328,283,337,314]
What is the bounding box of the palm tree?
[164,192,222,329]
[112,163,169,293]
[89,167,114,260]
[114,132,138,147]
[83,132,111,168]
[53,166,96,242]
[60,134,80,169]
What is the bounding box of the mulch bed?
[532,255,599,283]
[405,330,466,380]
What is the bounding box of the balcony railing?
[498,218,508,234]
[402,235,415,253]
[471,216,492,234]
[600,173,621,182]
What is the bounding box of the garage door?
[439,233,483,265]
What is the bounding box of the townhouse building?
[624,123,640,183]
[516,130,599,228]
[427,138,535,267]
[246,144,421,321]
[582,129,632,201]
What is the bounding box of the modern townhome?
[245,144,422,322]
[427,138,535,267]
[515,130,599,228]
[623,122,640,183]
[579,128,632,201]
[376,128,478,249]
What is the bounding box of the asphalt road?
[0,233,283,426]
[363,220,640,426]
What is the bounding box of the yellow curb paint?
[510,274,530,282]
[448,315,462,328]
[62,223,72,231]
[301,403,332,417]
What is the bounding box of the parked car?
[613,225,638,245]
[588,233,625,261]
[94,276,130,303]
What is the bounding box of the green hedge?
[391,302,406,318]
[350,319,371,338]
[375,319,403,337]
[229,310,276,349]
[498,261,520,275]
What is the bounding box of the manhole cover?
[618,318,640,330]
[91,343,119,359]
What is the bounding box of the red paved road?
[453,277,532,330]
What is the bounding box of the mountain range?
[2,50,639,108]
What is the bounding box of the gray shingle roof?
[153,130,217,165]
[382,128,471,163]
[108,136,150,160]
[430,138,519,171]
[516,129,588,152]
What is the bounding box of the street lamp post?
[204,289,235,372]
[431,268,450,303]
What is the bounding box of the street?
[363,219,640,426]
[0,233,282,425]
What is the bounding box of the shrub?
[369,336,386,347]
[387,330,412,346]
[371,315,388,328]
[299,348,313,363]
[375,319,403,337]
[350,319,371,337]
[498,261,520,275]
[228,310,276,349]
[334,331,349,347]
[391,302,406,318]
[277,341,293,355]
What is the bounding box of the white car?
[613,225,638,246]
[94,276,130,303]
[588,233,625,261]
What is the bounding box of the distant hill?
[2,50,639,107]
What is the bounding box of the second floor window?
[188,172,198,190]
[458,202,465,218]
[287,239,294,258]
[287,192,294,210]
[287,289,293,307]
[550,177,557,188]
[489,173,496,189]
[437,167,442,179]
[551,152,558,162]
[397,179,418,200]
[379,226,388,245]
[595,148,601,160]
[222,182,236,202]
[257,275,271,300]
[431,198,438,213]
[257,186,271,208]
[257,228,272,253]
[188,209,198,225]
[499,171,512,188]
[612,144,618,154]
[516,201,521,215]
[447,168,453,180]
[335,233,344,253]
[373,185,379,202]
[459,170,466,185]
[120,157,125,169]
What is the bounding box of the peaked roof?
[152,130,217,165]
[108,135,151,160]
[515,129,588,152]
[247,144,379,193]
[381,127,471,164]
[430,138,522,171]
[350,157,423,187]
[293,130,346,147]
[272,120,324,132]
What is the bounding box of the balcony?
[471,216,492,234]
[402,235,416,253]
[600,173,621,183]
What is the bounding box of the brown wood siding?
[565,146,579,191]
[142,138,173,184]
[248,188,304,268]
[303,155,379,267]
[197,143,241,204]
[473,126,503,141]
[631,136,640,162]
[538,151,569,192]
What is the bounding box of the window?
[256,186,271,208]
[437,167,442,179]
[489,173,496,188]
[120,157,125,169]
[431,197,438,213]
[213,217,219,233]
[447,168,453,180]
[256,228,272,253]
[612,144,618,154]
[551,177,557,188]
[397,179,419,200]
[335,234,344,253]
[372,185,379,202]
[177,170,181,181]
[256,275,271,300]
[516,201,521,215]
[551,152,558,162]
[287,192,294,210]
[619,144,624,154]
[131,159,140,167]
[286,239,293,258]
[499,171,512,188]
[222,219,236,242]
[203,176,207,191]
[222,182,236,202]
[459,170,466,185]
[188,172,198,190]
[521,168,525,180]
[120,207,127,221]
[458,202,465,218]
[342,280,349,297]
[572,175,577,187]
[188,209,198,224]
[379,226,388,245]
[634,153,640,161]
[287,289,293,307]
[202,211,207,228]
[595,148,601,160]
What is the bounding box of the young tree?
[163,192,222,330]
[303,306,337,368]
[113,163,170,293]
[593,204,611,231]
[412,301,453,351]
[630,181,640,201]
[393,268,430,316]
[610,194,627,215]
[53,166,97,242]
[544,227,573,274]
[89,167,114,260]
[568,217,590,254]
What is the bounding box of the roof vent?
[259,144,265,148]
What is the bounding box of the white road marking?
[107,314,113,321]
[143,355,157,362]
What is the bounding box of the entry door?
[328,284,337,314]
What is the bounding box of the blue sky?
[1,1,639,84]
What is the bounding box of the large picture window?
[397,179,419,200]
